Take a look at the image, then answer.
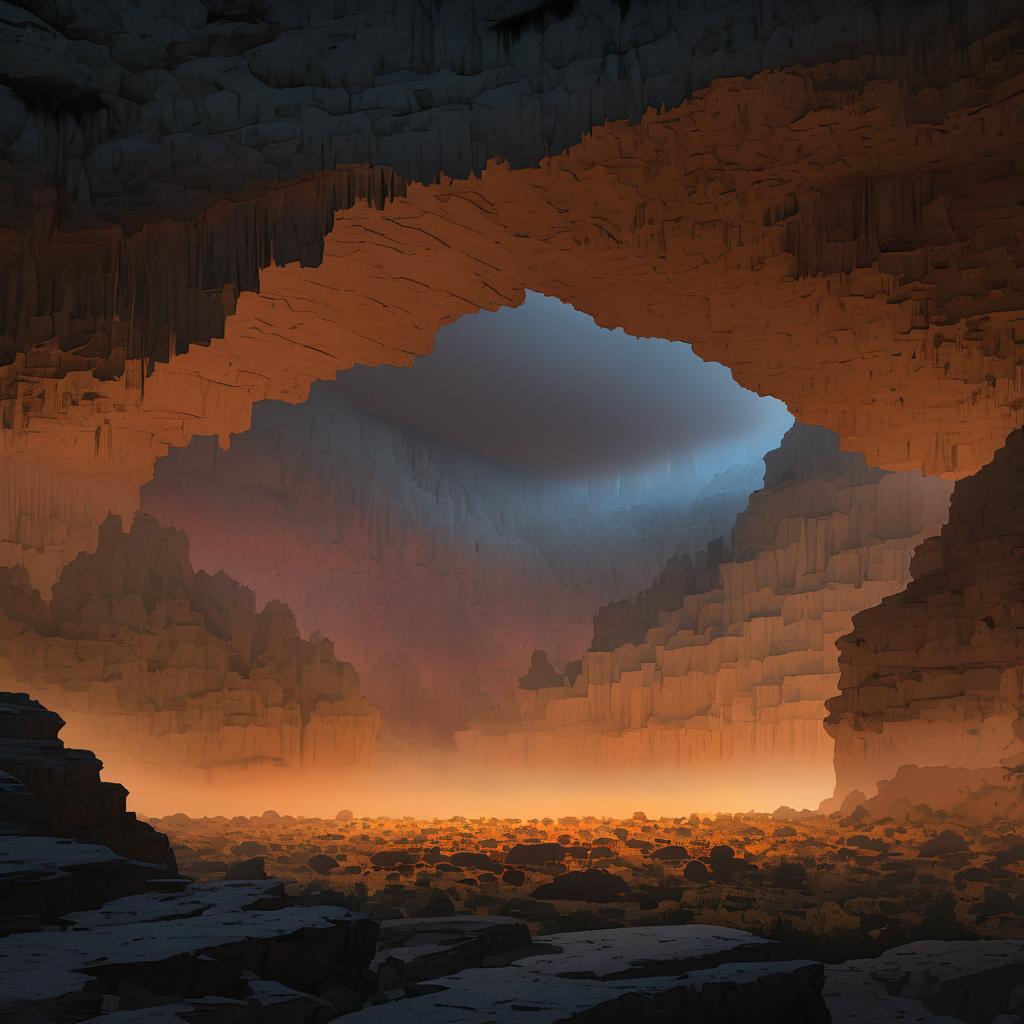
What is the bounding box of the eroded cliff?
[0,514,380,802]
[141,387,760,735]
[455,426,953,810]
[826,426,1024,798]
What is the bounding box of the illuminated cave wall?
[456,425,953,809]
[142,382,764,735]
[827,425,1024,798]
[2,1,1023,601]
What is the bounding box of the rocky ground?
[155,805,1024,966]
[3,690,1023,1022]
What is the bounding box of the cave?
[1,1,1023,1021]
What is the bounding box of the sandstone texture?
[0,516,381,798]
[141,388,760,734]
[0,1,1022,589]
[827,426,1024,799]
[455,426,952,808]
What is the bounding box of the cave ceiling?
[0,0,1022,505]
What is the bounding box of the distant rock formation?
[0,515,380,804]
[518,651,568,692]
[826,426,1024,799]
[833,765,1024,825]
[142,390,760,736]
[456,426,953,809]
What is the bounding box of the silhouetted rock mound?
[308,853,340,875]
[532,869,630,903]
[650,845,689,862]
[224,857,268,881]
[918,831,970,858]
[517,650,569,691]
[504,843,568,866]
[684,860,711,883]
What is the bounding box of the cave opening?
[133,290,793,816]
[3,3,1024,1015]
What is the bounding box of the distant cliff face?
[826,427,1024,798]
[0,515,380,806]
[142,387,760,736]
[455,426,953,810]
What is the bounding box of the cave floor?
[153,807,1024,964]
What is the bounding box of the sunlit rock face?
[455,426,953,810]
[0,515,380,800]
[141,386,760,736]
[1,2,1021,596]
[826,427,1024,799]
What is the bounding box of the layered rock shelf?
[0,691,172,868]
[826,426,1024,799]
[0,515,380,800]
[456,426,953,808]
[141,388,760,734]
[1,1,1022,592]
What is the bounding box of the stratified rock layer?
[826,427,1024,798]
[142,389,760,734]
[0,516,380,799]
[1,1,1022,589]
[0,691,172,867]
[456,426,952,809]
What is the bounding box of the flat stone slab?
[0,879,377,1022]
[518,925,777,979]
[343,925,827,1023]
[77,981,334,1024]
[344,959,826,1023]
[0,834,171,927]
[372,915,532,991]
[825,940,1024,1024]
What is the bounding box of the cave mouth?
[328,290,795,487]
[138,290,795,777]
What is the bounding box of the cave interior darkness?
[1,1,1024,1021]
